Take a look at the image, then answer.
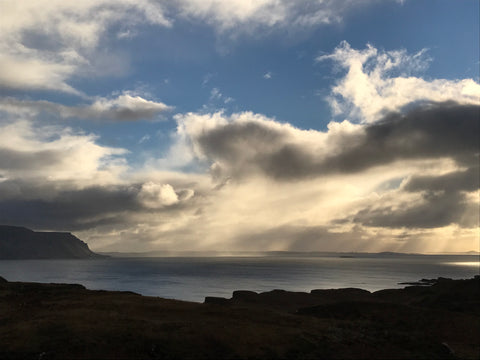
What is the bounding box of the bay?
[0,254,478,302]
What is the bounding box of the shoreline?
[1,254,478,303]
[1,275,479,359]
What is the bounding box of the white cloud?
[0,0,170,93]
[0,119,127,184]
[317,41,480,122]
[176,0,289,31]
[263,71,272,79]
[139,134,151,144]
[86,94,172,121]
[206,88,234,107]
[0,56,80,94]
[0,93,172,121]
[137,182,180,208]
[209,88,223,101]
[176,0,391,33]
[202,73,214,87]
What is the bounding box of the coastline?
[1,254,478,303]
[1,275,478,359]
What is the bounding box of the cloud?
[0,2,402,94]
[0,119,127,183]
[342,159,479,230]
[0,180,197,232]
[138,182,187,208]
[85,94,172,121]
[0,0,170,93]
[317,102,479,174]
[0,93,172,121]
[0,184,139,231]
[209,88,223,101]
[0,56,80,95]
[350,191,478,229]
[263,72,272,79]
[0,116,198,235]
[175,102,479,181]
[404,168,479,194]
[202,88,234,110]
[0,102,477,252]
[317,41,480,122]
[0,117,135,229]
[139,135,151,144]
[176,0,397,34]
[0,114,202,246]
[168,102,479,238]
[1,21,478,253]
[202,73,214,87]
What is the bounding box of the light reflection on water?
[0,254,478,302]
[443,262,480,267]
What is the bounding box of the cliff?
[0,225,105,259]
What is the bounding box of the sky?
[0,0,478,253]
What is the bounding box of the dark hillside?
[0,276,478,359]
[0,225,105,259]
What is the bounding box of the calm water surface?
[0,255,478,302]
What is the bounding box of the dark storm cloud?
[196,120,287,164]
[0,181,195,231]
[320,102,479,173]
[404,167,479,193]
[346,156,479,230]
[193,119,311,179]
[193,102,479,180]
[193,102,479,231]
[0,148,65,170]
[351,191,478,229]
[347,165,479,230]
[0,183,139,230]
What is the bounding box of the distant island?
[0,225,106,259]
[98,250,479,258]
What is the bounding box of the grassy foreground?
[0,275,478,359]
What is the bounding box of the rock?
[232,290,258,301]
[204,296,230,305]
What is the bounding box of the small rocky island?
[0,276,478,359]
[0,225,105,259]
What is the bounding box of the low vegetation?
[0,276,478,359]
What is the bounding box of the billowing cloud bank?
[165,100,479,251]
[0,0,478,254]
[1,102,478,252]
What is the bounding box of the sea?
[0,253,478,302]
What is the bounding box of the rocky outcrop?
[0,225,106,259]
